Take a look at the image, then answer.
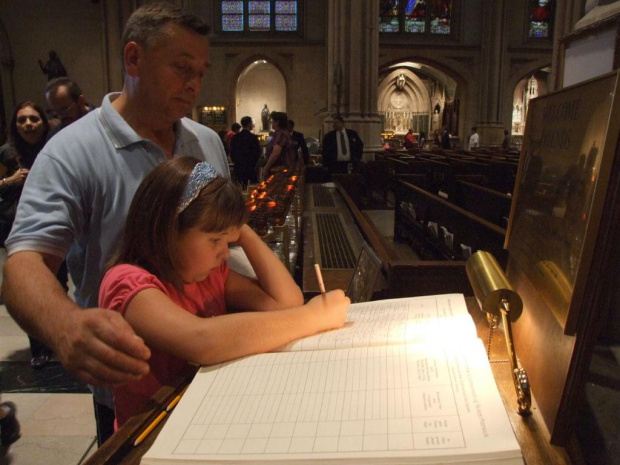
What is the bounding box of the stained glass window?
[222,1,244,32]
[380,0,400,33]
[529,0,553,38]
[276,1,297,31]
[430,0,451,35]
[221,0,298,33]
[380,0,453,36]
[249,1,269,14]
[405,0,425,33]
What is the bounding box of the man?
[30,77,92,369]
[502,129,511,150]
[45,77,90,140]
[441,126,451,149]
[230,116,261,187]
[321,115,364,174]
[3,4,229,445]
[469,126,479,150]
[287,119,310,165]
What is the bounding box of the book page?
[143,339,522,464]
[280,293,476,352]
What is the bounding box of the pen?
[314,263,326,294]
[133,385,189,446]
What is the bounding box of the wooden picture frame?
[506,71,620,333]
[346,241,383,304]
[505,70,620,444]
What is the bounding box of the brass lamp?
[466,250,531,415]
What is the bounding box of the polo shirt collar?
[97,93,199,151]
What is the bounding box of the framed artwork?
[506,71,620,334]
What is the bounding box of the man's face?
[333,120,344,132]
[47,85,83,126]
[135,23,210,122]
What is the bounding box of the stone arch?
[509,64,552,138]
[235,56,287,132]
[379,56,470,141]
[378,69,432,135]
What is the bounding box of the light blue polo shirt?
[6,93,230,309]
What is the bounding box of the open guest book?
[141,294,523,464]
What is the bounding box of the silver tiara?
[178,162,220,213]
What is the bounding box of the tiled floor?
[1,301,98,464]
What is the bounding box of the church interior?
[1,1,620,464]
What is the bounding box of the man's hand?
[54,307,151,386]
[4,251,151,387]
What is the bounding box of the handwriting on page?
[283,295,475,352]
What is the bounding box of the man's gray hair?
[122,2,211,50]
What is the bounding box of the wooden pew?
[334,178,473,298]
[358,159,392,207]
[393,178,508,266]
[453,179,513,228]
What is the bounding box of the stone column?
[475,0,507,144]
[325,0,383,160]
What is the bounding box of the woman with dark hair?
[261,111,295,178]
[0,101,60,369]
[0,101,51,248]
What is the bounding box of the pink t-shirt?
[98,262,229,427]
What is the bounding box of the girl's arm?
[225,224,303,312]
[123,287,348,366]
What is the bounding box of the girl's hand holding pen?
[306,289,349,331]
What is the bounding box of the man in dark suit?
[230,116,261,187]
[321,115,364,174]
[441,126,451,149]
[287,119,310,165]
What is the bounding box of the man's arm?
[3,251,151,386]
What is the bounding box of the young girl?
[99,156,348,427]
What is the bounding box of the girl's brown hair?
[110,156,247,289]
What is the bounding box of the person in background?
[99,156,348,426]
[502,129,511,150]
[469,126,479,150]
[3,3,229,445]
[404,128,416,149]
[224,122,241,156]
[0,101,62,369]
[261,111,294,177]
[45,77,91,314]
[418,131,427,149]
[321,115,364,174]
[45,77,91,141]
[441,126,451,149]
[230,116,260,188]
[287,119,309,165]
